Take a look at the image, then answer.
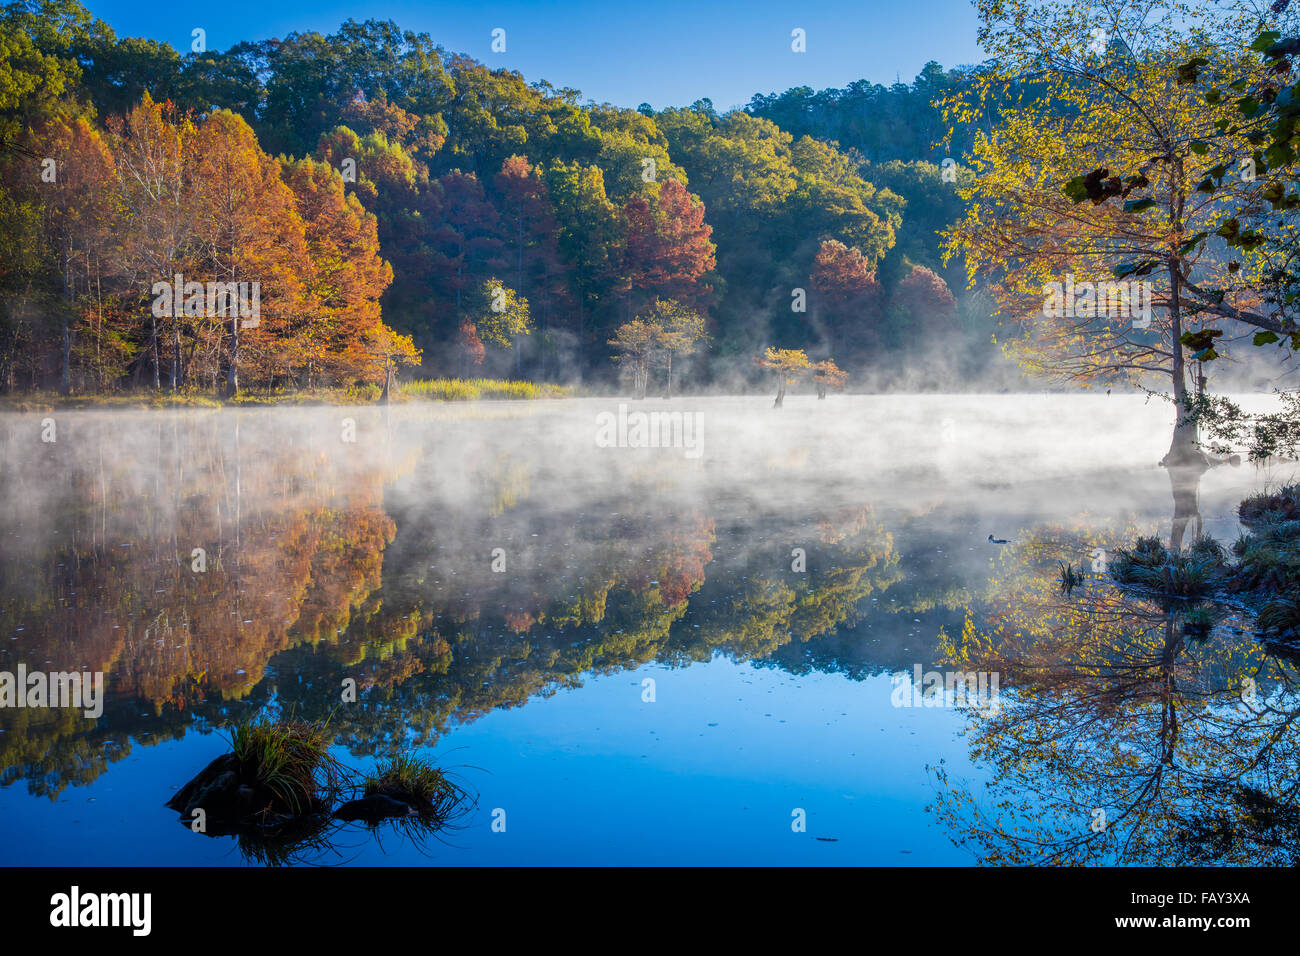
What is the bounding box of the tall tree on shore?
[809,239,884,360]
[109,94,195,390]
[190,109,308,396]
[31,116,119,394]
[469,277,532,373]
[430,169,505,356]
[495,154,565,372]
[942,0,1289,463]
[889,264,957,345]
[544,159,624,353]
[282,155,394,386]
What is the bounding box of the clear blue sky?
[81,0,987,112]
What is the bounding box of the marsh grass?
[1109,488,1300,645]
[173,716,473,863]
[399,378,572,402]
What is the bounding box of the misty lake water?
[0,394,1293,865]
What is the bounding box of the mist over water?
[0,395,1292,864]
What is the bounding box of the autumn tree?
[756,346,812,407]
[456,318,485,375]
[189,110,308,395]
[812,358,847,399]
[282,155,394,387]
[469,277,531,373]
[108,94,195,390]
[942,0,1288,463]
[888,264,958,344]
[623,178,716,313]
[29,116,120,393]
[1079,12,1300,462]
[362,322,421,402]
[608,318,659,399]
[809,239,884,361]
[645,298,706,398]
[429,170,504,355]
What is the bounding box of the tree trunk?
[1166,457,1206,552]
[171,319,182,391]
[224,314,239,398]
[60,310,71,396]
[774,379,786,408]
[150,313,161,391]
[1161,164,1203,468]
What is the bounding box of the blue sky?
[82,0,987,112]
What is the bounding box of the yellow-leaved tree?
[756,347,812,407]
[942,0,1291,463]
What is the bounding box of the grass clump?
[1110,535,1226,599]
[1258,594,1300,642]
[1109,536,1169,583]
[166,713,345,835]
[1239,485,1300,526]
[364,753,447,801]
[170,716,471,861]
[359,753,467,821]
[1058,560,1083,594]
[230,715,345,816]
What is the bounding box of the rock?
[165,753,238,813]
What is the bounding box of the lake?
[0,394,1292,865]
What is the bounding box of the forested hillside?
[0,0,999,394]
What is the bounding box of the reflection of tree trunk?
[1166,459,1207,552]
[1158,613,1182,767]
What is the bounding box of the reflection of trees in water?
[0,412,904,794]
[13,406,1271,866]
[0,411,411,796]
[272,503,903,756]
[929,478,1300,865]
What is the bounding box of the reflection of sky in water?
[0,395,1289,865]
[0,662,979,864]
